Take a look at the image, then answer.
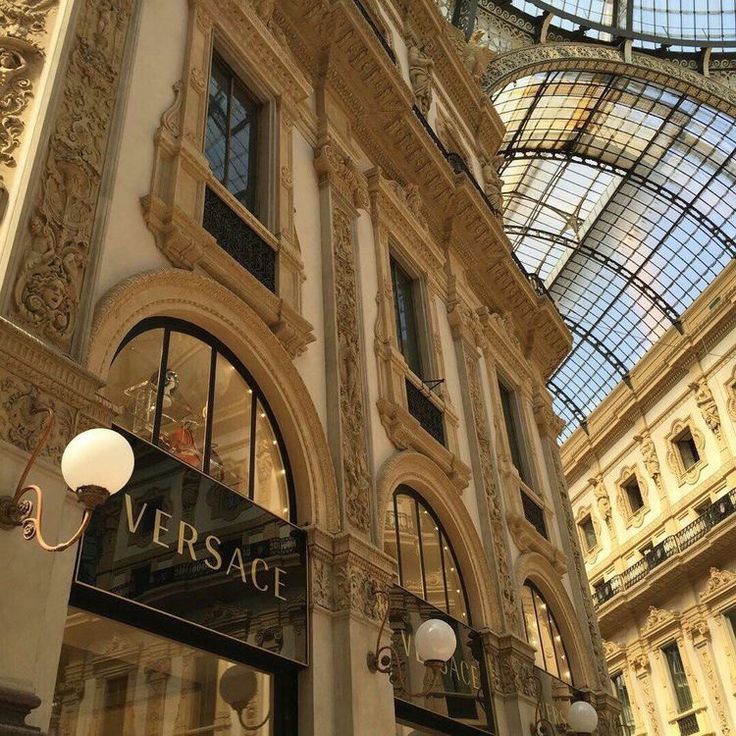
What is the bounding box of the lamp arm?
[367,589,443,699]
[16,483,93,552]
[13,408,54,502]
[237,707,271,731]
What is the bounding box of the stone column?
[533,391,610,694]
[447,297,520,636]
[2,0,138,356]
[313,132,373,539]
[305,528,396,736]
[0,686,41,736]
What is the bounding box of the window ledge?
[377,397,471,491]
[623,505,649,529]
[141,194,314,358]
[507,512,567,574]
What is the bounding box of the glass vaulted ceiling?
[492,70,736,440]
[504,0,736,48]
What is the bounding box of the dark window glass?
[663,642,693,713]
[675,428,700,469]
[498,381,531,486]
[384,488,469,623]
[624,476,645,512]
[103,320,292,521]
[390,256,424,377]
[205,54,259,213]
[612,672,635,729]
[520,582,573,684]
[580,515,597,550]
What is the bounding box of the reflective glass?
[50,608,274,736]
[395,494,424,598]
[442,533,468,622]
[418,504,446,610]
[103,329,164,442]
[254,400,289,519]
[209,352,252,495]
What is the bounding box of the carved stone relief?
[405,27,433,115]
[0,0,59,220]
[464,349,521,634]
[633,430,662,490]
[333,207,371,534]
[480,152,504,216]
[8,0,135,352]
[690,379,722,441]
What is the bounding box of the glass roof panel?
[494,70,736,440]
[492,0,736,46]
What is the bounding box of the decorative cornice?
[641,605,679,638]
[700,566,736,604]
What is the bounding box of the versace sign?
[73,432,308,665]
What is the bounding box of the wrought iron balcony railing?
[521,490,548,540]
[405,378,446,447]
[202,186,277,293]
[594,490,736,607]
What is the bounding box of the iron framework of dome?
[490,69,736,441]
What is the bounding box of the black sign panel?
[390,587,496,735]
[74,432,308,666]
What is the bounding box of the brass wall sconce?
[0,410,134,552]
[220,665,270,731]
[367,590,458,697]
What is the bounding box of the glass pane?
[254,401,289,520]
[229,79,258,210]
[549,615,571,684]
[521,585,545,670]
[443,533,468,623]
[205,56,229,184]
[533,590,561,679]
[158,332,211,472]
[391,257,423,377]
[418,505,446,611]
[209,352,252,496]
[395,494,423,597]
[384,505,398,563]
[49,608,274,736]
[103,329,164,442]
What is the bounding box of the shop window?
[384,487,469,622]
[497,379,533,487]
[50,608,281,736]
[520,582,573,685]
[623,475,645,513]
[206,53,261,215]
[612,672,635,732]
[103,319,292,521]
[674,427,700,470]
[662,642,693,713]
[579,514,597,552]
[390,254,427,379]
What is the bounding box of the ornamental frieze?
[8,0,135,351]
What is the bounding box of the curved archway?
[376,450,500,630]
[515,551,595,687]
[85,269,339,532]
[482,43,736,114]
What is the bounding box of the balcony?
[594,490,736,607]
[202,186,276,293]
[405,378,446,446]
[521,490,548,540]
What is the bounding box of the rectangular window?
[612,672,635,730]
[579,515,597,551]
[663,642,693,713]
[390,255,425,377]
[623,475,644,513]
[206,53,260,214]
[675,428,700,470]
[498,380,532,487]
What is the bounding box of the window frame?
[497,376,534,488]
[387,486,472,625]
[579,513,597,553]
[611,670,636,730]
[673,426,700,471]
[661,641,694,714]
[109,317,296,521]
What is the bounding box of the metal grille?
[594,489,736,606]
[405,379,446,446]
[677,714,698,736]
[521,491,548,539]
[202,187,276,292]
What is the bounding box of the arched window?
[102,318,293,521]
[384,486,469,622]
[521,581,573,684]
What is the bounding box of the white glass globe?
[567,701,598,734]
[61,428,134,494]
[415,618,457,663]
